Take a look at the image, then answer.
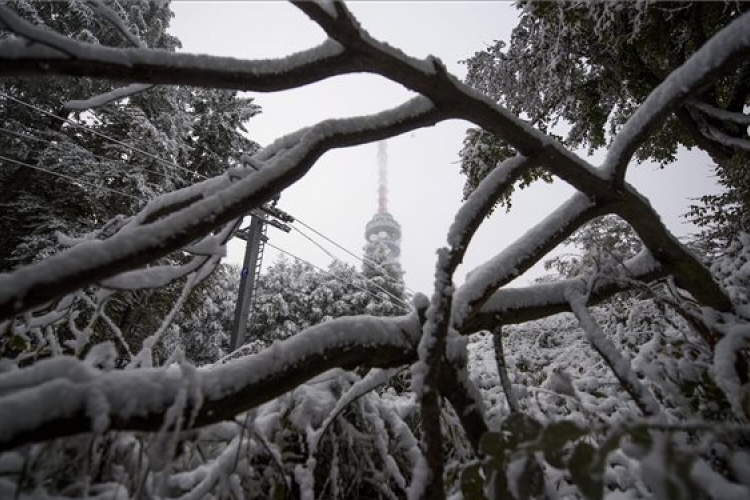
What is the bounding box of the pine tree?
[168,264,238,365]
[362,240,407,316]
[0,0,260,359]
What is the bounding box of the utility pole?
[230,205,293,351]
[230,215,264,351]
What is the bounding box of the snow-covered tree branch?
[0,311,422,451]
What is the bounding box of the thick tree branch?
[460,251,666,334]
[616,186,732,312]
[412,155,537,500]
[0,311,422,452]
[294,0,612,198]
[0,5,357,92]
[2,1,610,197]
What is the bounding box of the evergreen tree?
[247,257,371,345]
[0,0,260,358]
[362,240,407,316]
[167,264,238,365]
[245,251,408,348]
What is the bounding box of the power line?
[0,153,144,201]
[290,223,340,263]
[0,125,174,182]
[264,241,410,311]
[289,223,410,307]
[0,125,50,145]
[2,94,415,302]
[293,215,416,294]
[0,92,204,180]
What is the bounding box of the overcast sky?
[169,1,721,295]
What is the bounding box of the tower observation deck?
[365,142,401,261]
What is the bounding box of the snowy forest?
[0,1,749,499]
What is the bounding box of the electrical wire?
[289,223,410,307]
[2,94,415,304]
[293,215,416,295]
[0,92,204,180]
[290,224,341,264]
[0,153,145,201]
[0,125,51,145]
[0,125,174,181]
[264,241,411,311]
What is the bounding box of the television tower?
[364,141,401,261]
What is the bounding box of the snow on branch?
[462,250,664,333]
[0,97,444,321]
[0,5,353,93]
[64,83,154,111]
[4,0,610,200]
[453,193,603,328]
[98,255,209,290]
[446,155,535,249]
[411,156,535,499]
[294,0,612,198]
[615,188,733,313]
[566,287,663,417]
[604,10,750,184]
[0,311,422,451]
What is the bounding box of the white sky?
[169,1,721,295]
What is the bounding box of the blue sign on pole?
[240,267,249,278]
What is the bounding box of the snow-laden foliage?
[247,254,407,348]
[167,264,239,365]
